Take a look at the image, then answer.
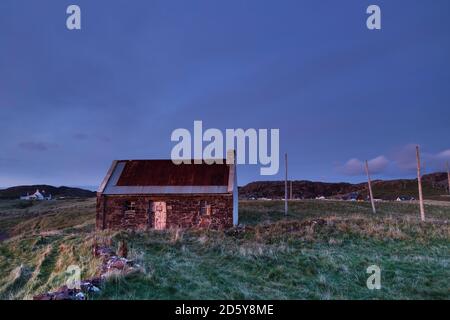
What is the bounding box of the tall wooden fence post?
[416,146,425,222]
[447,161,450,195]
[365,160,376,214]
[285,153,288,216]
[290,181,293,200]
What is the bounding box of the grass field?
[0,198,448,300]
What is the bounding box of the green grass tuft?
[0,198,448,300]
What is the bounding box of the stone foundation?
[96,194,233,231]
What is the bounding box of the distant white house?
[20,189,52,201]
[396,196,415,202]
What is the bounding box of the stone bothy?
[96,159,238,231]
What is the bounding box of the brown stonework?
[96,194,233,231]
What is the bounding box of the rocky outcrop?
[33,242,141,300]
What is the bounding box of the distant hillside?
[0,185,96,200]
[239,172,450,201]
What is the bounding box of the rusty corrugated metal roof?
[115,160,229,187]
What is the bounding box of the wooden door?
[152,201,167,230]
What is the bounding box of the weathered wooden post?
[290,180,293,200]
[365,160,376,214]
[447,161,450,195]
[285,153,288,216]
[416,146,425,222]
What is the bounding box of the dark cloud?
[18,141,57,152]
[98,135,111,143]
[73,133,111,143]
[73,133,89,140]
[0,157,19,165]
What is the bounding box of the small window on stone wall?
[200,200,211,216]
[124,201,136,212]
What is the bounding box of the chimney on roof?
[226,149,235,165]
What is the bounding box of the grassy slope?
[0,199,100,299]
[0,199,448,300]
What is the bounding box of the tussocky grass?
[0,198,448,299]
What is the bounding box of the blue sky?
[1,0,449,189]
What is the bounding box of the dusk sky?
[1,0,449,189]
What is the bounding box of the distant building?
[396,196,415,202]
[345,192,361,201]
[20,189,52,201]
[96,159,238,231]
